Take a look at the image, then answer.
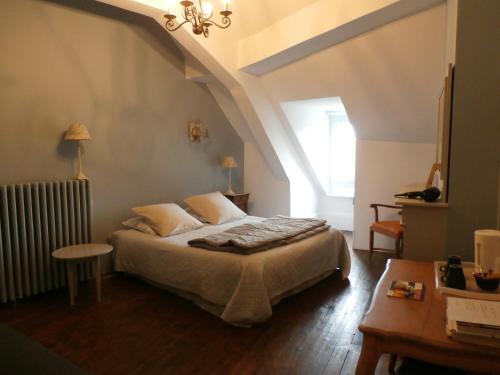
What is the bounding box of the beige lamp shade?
[64,123,91,141]
[222,156,237,168]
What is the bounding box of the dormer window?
[326,111,356,197]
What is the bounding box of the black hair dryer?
[394,187,441,202]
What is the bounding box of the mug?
[445,264,466,290]
[440,255,462,278]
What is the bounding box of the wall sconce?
[188,119,209,143]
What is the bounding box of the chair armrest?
[370,203,403,222]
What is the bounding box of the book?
[455,320,500,338]
[446,322,500,348]
[446,297,500,348]
[387,280,424,300]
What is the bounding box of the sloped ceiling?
[261,4,447,143]
[229,0,319,38]
[238,0,443,75]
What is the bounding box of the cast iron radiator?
[0,180,93,303]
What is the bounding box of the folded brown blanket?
[188,215,330,255]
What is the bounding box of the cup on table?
[440,255,462,282]
[445,264,466,290]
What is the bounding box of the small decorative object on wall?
[222,156,238,195]
[188,119,209,143]
[64,123,91,180]
[164,0,233,38]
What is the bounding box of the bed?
[111,216,350,326]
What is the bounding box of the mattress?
[111,216,350,326]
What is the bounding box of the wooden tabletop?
[52,244,113,260]
[394,198,448,208]
[359,259,500,359]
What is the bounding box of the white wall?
[317,196,354,231]
[255,4,445,239]
[353,140,436,250]
[244,142,290,217]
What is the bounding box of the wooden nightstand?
[224,193,250,213]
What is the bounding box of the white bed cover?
[111,216,350,325]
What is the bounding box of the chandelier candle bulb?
[201,2,213,18]
[165,0,176,13]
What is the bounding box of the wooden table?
[356,259,500,375]
[52,244,113,306]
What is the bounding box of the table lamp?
[64,123,91,180]
[222,156,237,195]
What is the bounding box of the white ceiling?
[260,4,447,143]
[281,97,347,114]
[229,0,319,38]
[132,0,319,39]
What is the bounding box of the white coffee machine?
[475,229,500,272]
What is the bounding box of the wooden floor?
[0,234,393,375]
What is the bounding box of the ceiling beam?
[238,0,444,76]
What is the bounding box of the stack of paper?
[446,297,500,348]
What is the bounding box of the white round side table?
[52,244,113,306]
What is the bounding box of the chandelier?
[164,1,232,38]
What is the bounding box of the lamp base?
[76,171,88,180]
[224,188,235,196]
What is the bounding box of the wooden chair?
[369,204,404,259]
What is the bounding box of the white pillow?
[132,203,203,237]
[183,191,246,225]
[184,207,209,223]
[122,217,157,236]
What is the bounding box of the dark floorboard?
[0,234,393,375]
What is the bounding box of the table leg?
[66,262,75,306]
[94,256,102,303]
[388,354,397,374]
[355,334,381,375]
[74,264,78,297]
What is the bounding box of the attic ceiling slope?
[259,4,447,144]
[239,0,444,76]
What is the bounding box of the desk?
[356,259,500,375]
[395,197,448,261]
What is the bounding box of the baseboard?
[353,248,369,252]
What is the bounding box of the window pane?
[329,116,356,197]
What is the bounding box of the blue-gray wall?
[0,0,244,243]
[446,0,500,259]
